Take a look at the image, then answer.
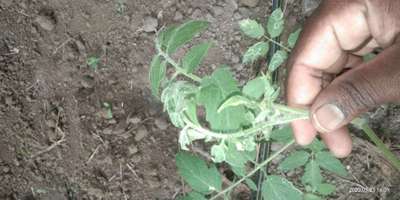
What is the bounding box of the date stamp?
[349,186,390,193]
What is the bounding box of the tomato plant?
[149,7,400,200]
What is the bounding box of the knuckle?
[335,74,379,115]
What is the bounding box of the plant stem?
[360,123,400,171]
[155,45,202,83]
[209,140,295,200]
[183,104,309,139]
[263,35,291,52]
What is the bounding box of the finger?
[291,119,317,146]
[320,127,352,158]
[311,43,400,133]
[287,1,371,145]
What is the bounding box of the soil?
[0,0,398,200]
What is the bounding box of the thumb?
[310,43,400,133]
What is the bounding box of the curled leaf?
[217,95,256,113]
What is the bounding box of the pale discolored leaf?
[242,42,269,64]
[239,19,265,39]
[268,50,288,72]
[267,8,284,38]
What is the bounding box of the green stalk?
[155,41,202,83]
[209,140,296,200]
[183,104,309,139]
[262,35,291,52]
[360,123,400,171]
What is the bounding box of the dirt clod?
[239,0,260,8]
[135,127,148,142]
[143,16,158,33]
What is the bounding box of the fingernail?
[313,104,345,132]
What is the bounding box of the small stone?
[160,0,176,8]
[2,166,10,173]
[226,0,239,11]
[135,127,148,142]
[212,6,224,17]
[87,187,105,199]
[233,12,242,20]
[143,16,158,33]
[154,118,168,130]
[128,145,139,155]
[238,7,251,17]
[239,0,259,8]
[191,9,202,19]
[232,54,240,63]
[127,117,141,124]
[35,15,55,31]
[174,11,183,21]
[103,128,113,135]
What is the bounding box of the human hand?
[287,0,400,157]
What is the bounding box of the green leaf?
[315,151,348,176]
[302,159,323,190]
[182,42,212,73]
[176,151,222,193]
[245,178,258,191]
[278,151,310,172]
[211,143,226,163]
[158,25,177,50]
[303,193,323,200]
[267,8,284,38]
[270,125,294,143]
[242,42,269,64]
[317,183,336,196]
[161,81,197,127]
[242,77,266,100]
[178,127,206,150]
[306,138,326,152]
[239,19,265,39]
[231,165,246,177]
[186,100,200,125]
[268,50,288,72]
[149,55,167,97]
[262,175,302,200]
[180,192,207,200]
[197,67,249,131]
[225,141,255,169]
[288,28,301,48]
[167,20,209,54]
[217,95,255,113]
[87,57,100,70]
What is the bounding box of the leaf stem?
[209,140,296,200]
[359,123,400,171]
[155,43,202,83]
[183,104,309,139]
[263,35,291,52]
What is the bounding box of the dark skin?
[287,0,400,158]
